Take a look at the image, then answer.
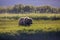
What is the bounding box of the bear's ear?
[25,18,28,20]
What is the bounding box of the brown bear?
[19,17,32,26]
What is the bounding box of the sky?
[0,0,60,8]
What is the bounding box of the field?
[0,13,60,33]
[0,13,60,40]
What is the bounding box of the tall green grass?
[0,20,60,33]
[0,13,60,20]
[0,13,60,33]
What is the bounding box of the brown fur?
[19,17,32,26]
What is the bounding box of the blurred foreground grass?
[0,20,60,33]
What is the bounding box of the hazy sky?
[0,0,60,8]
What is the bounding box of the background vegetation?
[0,4,60,13]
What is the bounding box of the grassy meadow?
[0,13,60,33]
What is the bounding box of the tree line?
[0,4,60,13]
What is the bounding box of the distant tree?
[10,4,24,13]
[58,8,60,13]
[23,5,35,13]
[16,4,24,13]
[51,8,58,13]
[36,6,47,13]
[0,7,6,13]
